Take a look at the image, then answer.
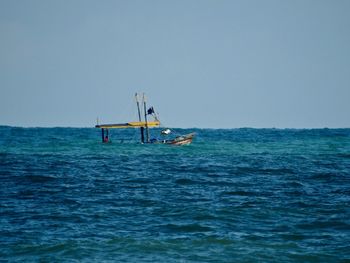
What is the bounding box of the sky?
[1,0,349,128]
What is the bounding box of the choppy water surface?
[1,127,350,262]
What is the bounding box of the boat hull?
[166,133,195,146]
[167,137,193,145]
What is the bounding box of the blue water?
[1,126,350,262]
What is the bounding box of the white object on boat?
[161,128,171,135]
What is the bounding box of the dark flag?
[147,107,155,115]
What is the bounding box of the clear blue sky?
[1,0,349,128]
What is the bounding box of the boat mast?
[135,93,145,143]
[143,93,150,143]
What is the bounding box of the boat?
[164,132,195,146]
[95,93,195,145]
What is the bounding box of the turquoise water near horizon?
[0,126,350,262]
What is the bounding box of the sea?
[1,126,349,262]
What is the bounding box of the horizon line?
[1,124,349,130]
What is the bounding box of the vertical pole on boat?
[135,93,145,143]
[101,128,105,143]
[143,93,150,143]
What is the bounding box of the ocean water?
[0,126,350,262]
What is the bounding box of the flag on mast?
[147,107,155,115]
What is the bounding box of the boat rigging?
[95,93,195,145]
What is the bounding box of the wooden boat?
[95,93,194,145]
[164,133,195,146]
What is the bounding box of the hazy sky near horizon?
[1,0,349,128]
